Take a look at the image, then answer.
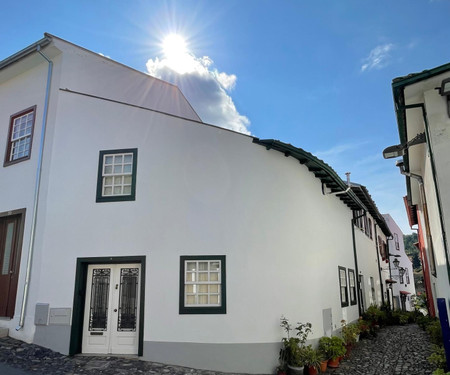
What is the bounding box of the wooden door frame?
[0,208,26,318]
[69,256,146,356]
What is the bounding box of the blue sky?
[2,0,450,233]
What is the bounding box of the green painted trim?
[69,256,146,356]
[338,266,349,308]
[351,219,362,316]
[96,148,138,203]
[179,256,226,315]
[392,62,450,90]
[252,138,367,212]
[374,225,385,306]
[348,269,357,306]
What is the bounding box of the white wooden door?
[82,264,140,355]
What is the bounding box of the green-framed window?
[348,269,357,305]
[179,255,226,314]
[338,266,348,307]
[96,149,137,203]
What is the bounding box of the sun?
[160,33,196,74]
[162,34,187,59]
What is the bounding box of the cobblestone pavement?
[0,324,437,375]
[329,324,435,375]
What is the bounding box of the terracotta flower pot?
[307,366,318,375]
[320,360,328,373]
[327,358,340,368]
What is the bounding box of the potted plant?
[299,345,323,375]
[340,320,360,357]
[280,316,312,375]
[318,336,345,368]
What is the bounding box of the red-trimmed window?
[4,106,36,166]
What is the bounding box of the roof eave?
[0,34,52,71]
[252,138,367,211]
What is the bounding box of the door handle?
[114,309,118,312]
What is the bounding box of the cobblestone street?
[0,324,437,375]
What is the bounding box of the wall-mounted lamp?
[382,132,426,159]
[393,258,400,269]
[439,78,450,117]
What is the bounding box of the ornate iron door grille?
[117,268,139,332]
[89,268,111,331]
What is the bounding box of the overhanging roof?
[252,138,367,211]
[392,62,450,205]
[350,183,392,237]
[0,34,52,71]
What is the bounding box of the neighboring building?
[349,183,391,313]
[0,34,391,374]
[383,214,417,311]
[385,62,450,317]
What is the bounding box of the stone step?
[0,328,8,338]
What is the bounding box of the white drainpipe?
[16,45,53,331]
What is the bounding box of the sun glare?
[161,33,196,74]
[162,34,187,59]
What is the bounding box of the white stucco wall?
[383,214,416,311]
[403,74,450,312]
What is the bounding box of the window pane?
[186,295,196,305]
[123,186,131,195]
[114,176,123,185]
[124,176,132,185]
[210,272,219,281]
[104,186,112,195]
[186,272,195,282]
[210,284,219,293]
[124,155,132,163]
[115,155,123,163]
[1,223,15,275]
[104,165,113,174]
[104,177,113,185]
[123,164,132,173]
[198,272,208,281]
[198,295,208,304]
[210,262,220,270]
[199,284,208,293]
[198,262,208,271]
[186,262,196,271]
[185,285,194,293]
[113,186,122,195]
[105,156,113,165]
[210,295,219,304]
[114,165,122,174]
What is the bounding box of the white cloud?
[361,43,395,72]
[146,50,250,135]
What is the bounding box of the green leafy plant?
[340,320,360,345]
[427,320,443,346]
[279,316,312,368]
[428,345,447,370]
[432,369,450,375]
[318,336,345,361]
[299,345,323,370]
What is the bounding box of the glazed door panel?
[0,215,22,317]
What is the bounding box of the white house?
[0,34,391,374]
[382,214,416,311]
[385,62,450,318]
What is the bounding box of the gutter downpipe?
[352,210,366,317]
[398,166,437,316]
[16,46,53,331]
[400,103,450,281]
[374,225,386,306]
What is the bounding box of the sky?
[2,0,450,234]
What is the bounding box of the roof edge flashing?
[0,34,52,71]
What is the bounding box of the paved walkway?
[0,324,437,374]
